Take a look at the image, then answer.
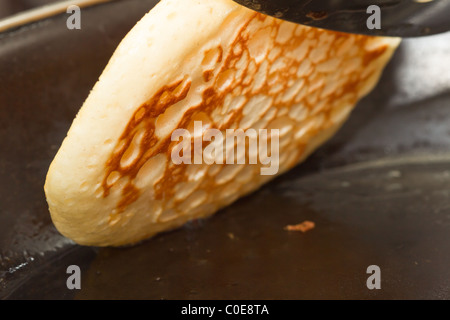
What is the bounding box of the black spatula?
[233,0,450,37]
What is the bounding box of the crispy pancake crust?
[45,0,400,246]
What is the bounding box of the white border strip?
[0,0,114,33]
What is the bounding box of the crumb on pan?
[285,221,315,233]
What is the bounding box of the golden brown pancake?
[44,0,400,246]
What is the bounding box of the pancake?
[44,0,400,246]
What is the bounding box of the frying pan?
[0,0,449,299]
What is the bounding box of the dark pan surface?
[0,0,449,300]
